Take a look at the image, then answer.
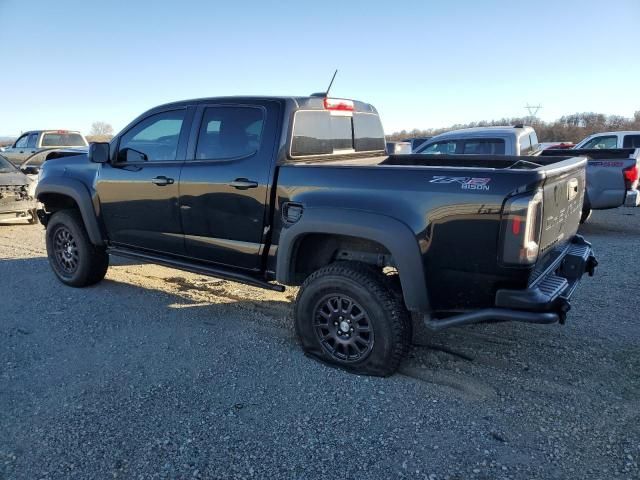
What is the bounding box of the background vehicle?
[35,95,596,377]
[541,148,640,221]
[402,136,432,151]
[2,130,88,166]
[574,131,640,149]
[0,154,37,223]
[415,126,639,222]
[386,141,412,154]
[414,125,540,155]
[539,142,574,150]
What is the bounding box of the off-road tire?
[294,262,411,376]
[45,209,109,287]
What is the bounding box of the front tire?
[45,210,109,287]
[294,262,411,377]
[580,207,592,224]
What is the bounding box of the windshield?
[0,154,17,173]
[41,133,87,147]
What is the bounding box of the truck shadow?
[1,256,616,403]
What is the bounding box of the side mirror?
[89,142,110,164]
[21,165,40,175]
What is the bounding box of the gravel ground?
[1,208,639,480]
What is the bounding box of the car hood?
[0,170,29,186]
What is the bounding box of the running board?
[422,308,559,331]
[107,247,285,292]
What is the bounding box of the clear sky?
[1,0,638,137]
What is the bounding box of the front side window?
[623,135,640,148]
[14,135,28,148]
[581,135,617,149]
[420,140,458,154]
[195,106,264,160]
[464,139,506,155]
[118,110,185,162]
[41,133,86,147]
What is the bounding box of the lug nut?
[334,321,338,326]
[350,328,354,332]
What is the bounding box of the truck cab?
[574,131,640,149]
[414,125,540,156]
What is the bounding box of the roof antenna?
[311,70,338,97]
[325,69,338,97]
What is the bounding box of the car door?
[95,107,193,255]
[4,133,30,165]
[179,101,280,271]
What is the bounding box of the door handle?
[151,176,174,186]
[229,178,258,190]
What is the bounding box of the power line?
[525,104,542,118]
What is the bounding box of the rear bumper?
[624,189,640,207]
[423,235,597,331]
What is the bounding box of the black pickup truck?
[35,95,597,376]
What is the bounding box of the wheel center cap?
[339,320,350,333]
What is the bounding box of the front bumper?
[423,235,597,331]
[624,189,640,207]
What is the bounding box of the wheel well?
[39,193,79,213]
[289,233,393,285]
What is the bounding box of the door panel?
[97,163,184,253]
[179,102,280,270]
[96,108,192,255]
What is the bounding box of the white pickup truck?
[575,131,640,149]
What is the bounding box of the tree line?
[388,111,640,143]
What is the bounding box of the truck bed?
[275,153,587,312]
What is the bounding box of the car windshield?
[0,154,17,173]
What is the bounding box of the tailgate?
[538,158,586,256]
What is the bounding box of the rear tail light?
[323,98,354,111]
[501,190,543,265]
[623,164,639,190]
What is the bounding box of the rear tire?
[294,262,411,377]
[580,207,592,224]
[45,209,109,287]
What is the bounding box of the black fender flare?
[276,208,430,312]
[36,176,105,246]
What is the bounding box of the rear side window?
[464,139,506,155]
[195,106,264,160]
[41,133,86,147]
[27,133,38,148]
[623,135,640,148]
[518,134,532,155]
[580,135,617,149]
[291,111,385,157]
